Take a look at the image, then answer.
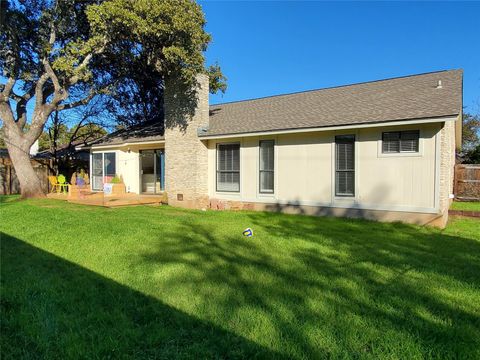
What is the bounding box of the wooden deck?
[47,192,164,207]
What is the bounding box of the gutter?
[76,139,165,151]
[198,115,459,140]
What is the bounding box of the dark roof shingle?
[206,70,463,137]
[86,121,164,147]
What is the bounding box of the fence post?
[453,164,460,198]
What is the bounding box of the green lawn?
[1,196,479,359]
[451,201,480,212]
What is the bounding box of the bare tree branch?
[57,91,97,111]
[34,72,52,107]
[8,90,23,102]
[43,61,65,106]
[68,53,94,85]
[16,87,36,129]
[1,77,16,102]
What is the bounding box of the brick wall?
[164,74,210,209]
[437,119,457,226]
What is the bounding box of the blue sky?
[202,1,480,113]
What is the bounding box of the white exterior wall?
[117,148,140,193]
[90,142,164,194]
[207,122,443,214]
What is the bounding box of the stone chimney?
[164,74,210,209]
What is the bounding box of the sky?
[202,1,480,113]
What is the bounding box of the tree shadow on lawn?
[0,233,284,359]
[138,213,480,359]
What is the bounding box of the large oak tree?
[0,0,225,198]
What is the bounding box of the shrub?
[110,175,122,184]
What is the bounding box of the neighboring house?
[79,70,463,227]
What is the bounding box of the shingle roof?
[206,70,463,137]
[86,121,164,148]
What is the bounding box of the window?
[216,144,240,192]
[104,152,116,178]
[335,135,355,197]
[259,140,274,193]
[382,130,419,153]
[92,153,103,191]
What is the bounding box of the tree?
[462,112,480,150]
[458,112,480,164]
[40,99,108,174]
[0,0,225,198]
[463,144,480,164]
[0,127,5,148]
[104,68,165,127]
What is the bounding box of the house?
[79,70,463,227]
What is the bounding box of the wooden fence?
[454,164,480,201]
[0,158,50,195]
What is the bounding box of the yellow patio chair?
[48,176,61,193]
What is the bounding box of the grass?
[450,201,480,212]
[1,195,479,359]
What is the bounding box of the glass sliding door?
[140,149,164,194]
[92,153,103,191]
[91,152,116,191]
[104,152,116,183]
[141,150,155,193]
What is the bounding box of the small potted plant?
[107,174,126,196]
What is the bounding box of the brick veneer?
[164,74,210,209]
[436,118,457,227]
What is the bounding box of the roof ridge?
[210,69,462,107]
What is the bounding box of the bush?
[110,175,122,184]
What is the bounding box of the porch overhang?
[77,139,165,151]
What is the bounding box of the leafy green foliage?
[109,174,122,184]
[1,199,479,358]
[1,0,226,129]
[105,72,165,127]
[460,112,480,163]
[86,0,226,95]
[462,144,480,164]
[463,112,480,150]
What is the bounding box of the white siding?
[207,122,441,213]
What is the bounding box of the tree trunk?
[4,133,45,198]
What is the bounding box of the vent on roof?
[436,80,443,89]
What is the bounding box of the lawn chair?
[48,176,61,193]
[57,174,69,194]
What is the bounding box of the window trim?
[335,134,355,197]
[216,142,241,193]
[382,130,420,154]
[259,139,275,194]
